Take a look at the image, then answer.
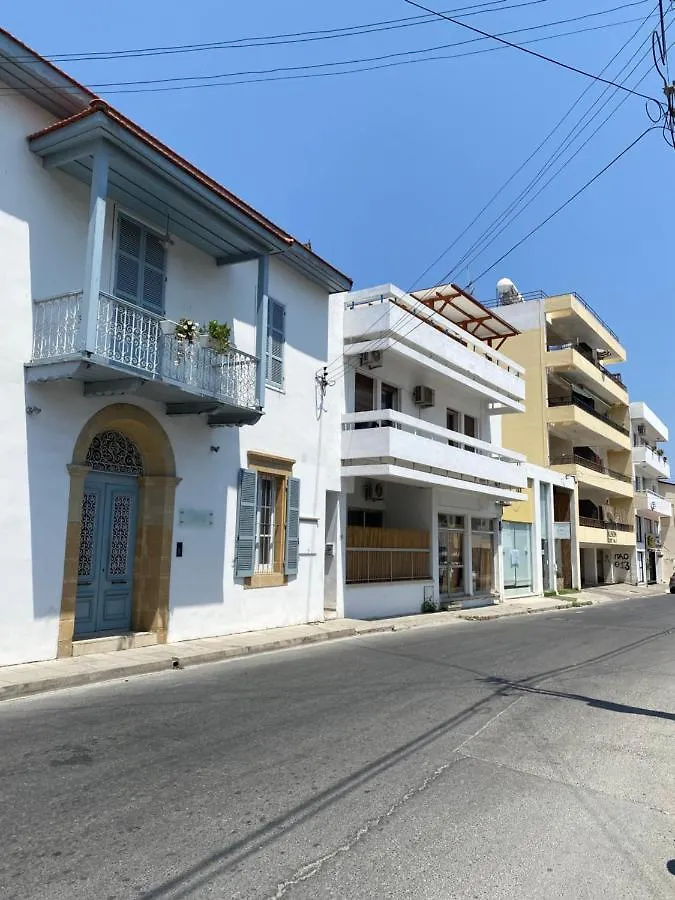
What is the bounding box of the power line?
[15,1,551,62]
[407,2,660,291]
[470,125,657,282]
[3,14,650,96]
[80,4,655,90]
[405,0,659,100]
[446,22,663,285]
[324,18,659,380]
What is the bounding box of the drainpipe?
[255,254,269,410]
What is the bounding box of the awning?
[411,283,519,350]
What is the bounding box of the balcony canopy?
[411,283,519,350]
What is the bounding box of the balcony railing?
[549,454,632,484]
[546,342,626,389]
[548,396,630,437]
[485,290,619,343]
[578,517,633,532]
[32,292,258,411]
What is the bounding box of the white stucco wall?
[344,581,435,619]
[0,81,344,664]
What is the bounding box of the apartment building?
[336,283,527,618]
[0,30,351,666]
[493,280,635,588]
[630,402,671,584]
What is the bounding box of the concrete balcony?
[342,408,526,501]
[27,292,260,425]
[545,293,626,364]
[549,454,633,499]
[577,518,635,547]
[343,291,525,413]
[547,397,631,451]
[632,444,670,479]
[545,345,627,406]
[634,490,672,519]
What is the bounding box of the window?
[464,414,478,440]
[446,409,460,447]
[354,372,375,430]
[266,299,286,389]
[235,457,300,586]
[636,516,643,542]
[347,509,384,528]
[114,215,166,313]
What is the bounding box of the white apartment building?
[630,402,671,584]
[336,283,527,618]
[0,30,351,666]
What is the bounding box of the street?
[0,595,673,899]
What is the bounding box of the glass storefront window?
[471,518,494,594]
[438,515,465,596]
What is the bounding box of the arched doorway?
[75,431,143,636]
[58,404,179,657]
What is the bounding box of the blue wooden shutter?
[142,230,166,313]
[266,299,285,388]
[115,217,142,303]
[235,469,258,577]
[284,477,300,575]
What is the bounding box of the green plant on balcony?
[200,319,231,354]
[656,447,665,458]
[175,318,200,343]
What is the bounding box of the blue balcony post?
[254,254,269,410]
[79,145,109,352]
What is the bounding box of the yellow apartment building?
[490,281,635,589]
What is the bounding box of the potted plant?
[175,318,200,343]
[199,319,231,353]
[656,447,664,458]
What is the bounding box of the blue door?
[75,473,139,636]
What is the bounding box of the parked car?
[670,572,675,594]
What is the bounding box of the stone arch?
[58,404,179,657]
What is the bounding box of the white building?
[336,283,527,618]
[630,402,671,584]
[0,30,351,666]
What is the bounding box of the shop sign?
[553,522,571,540]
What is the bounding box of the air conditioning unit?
[637,424,646,435]
[359,350,383,369]
[364,481,385,502]
[413,385,435,408]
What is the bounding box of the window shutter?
[266,299,285,388]
[284,477,300,575]
[115,217,142,303]
[142,230,166,313]
[235,469,258,578]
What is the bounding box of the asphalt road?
[0,596,673,900]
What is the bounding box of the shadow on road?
[484,677,675,721]
[140,623,674,898]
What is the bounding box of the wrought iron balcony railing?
[549,454,632,484]
[578,516,633,532]
[31,292,258,412]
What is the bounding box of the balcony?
[634,490,673,519]
[577,517,635,547]
[632,443,670,479]
[547,396,631,451]
[28,292,260,425]
[544,293,626,364]
[549,454,633,498]
[545,344,627,405]
[342,408,526,501]
[343,290,525,413]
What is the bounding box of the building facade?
[630,402,671,584]
[494,281,636,588]
[0,31,351,666]
[336,283,527,618]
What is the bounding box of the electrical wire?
[10,1,554,62]
[407,1,660,292]
[0,12,650,95]
[80,5,657,90]
[405,0,659,100]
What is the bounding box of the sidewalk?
[0,583,666,703]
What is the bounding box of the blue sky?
[6,0,674,443]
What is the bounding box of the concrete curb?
[0,587,664,703]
